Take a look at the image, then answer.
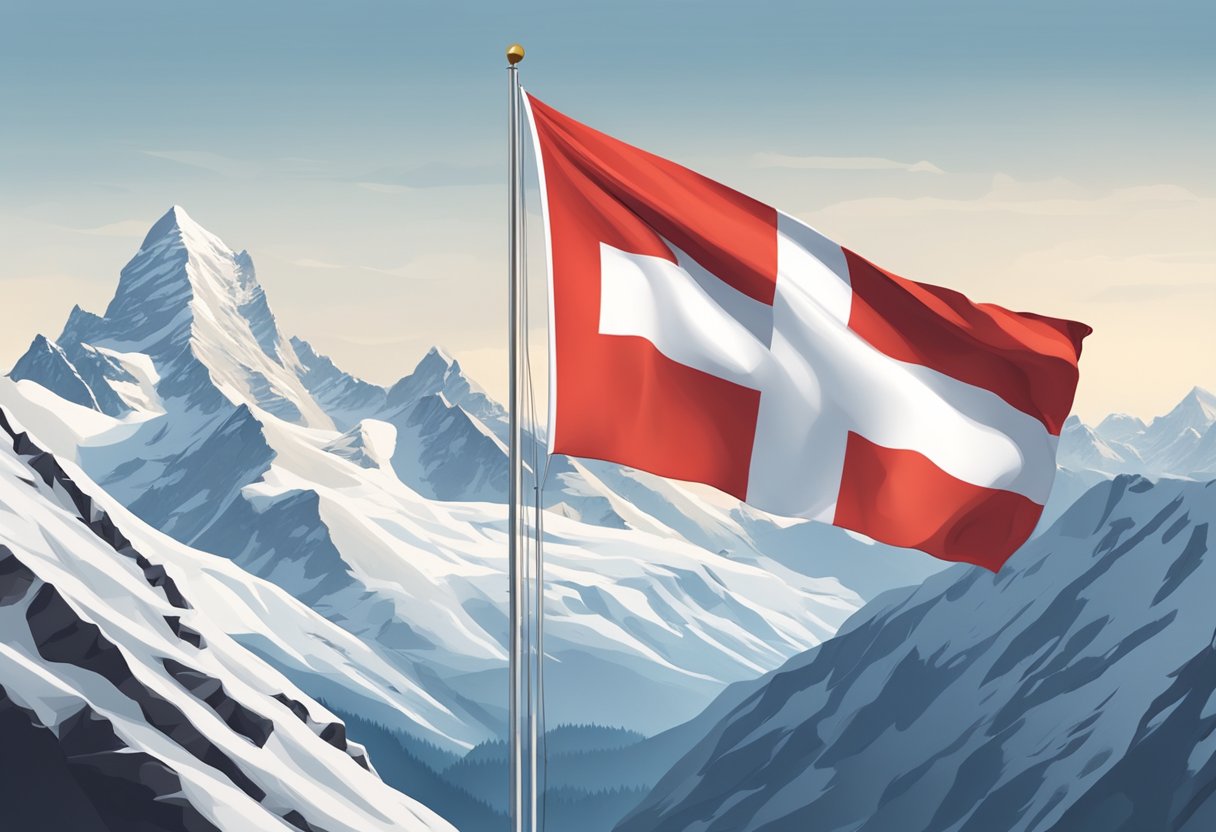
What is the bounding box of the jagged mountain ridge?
[616,474,1216,832]
[10,206,947,593]
[0,405,454,831]
[1058,386,1216,480]
[2,206,871,748]
[5,206,1212,831]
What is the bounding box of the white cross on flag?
[523,94,1091,571]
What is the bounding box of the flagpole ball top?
[506,43,525,65]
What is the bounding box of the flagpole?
[506,42,528,832]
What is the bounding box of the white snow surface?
[3,206,871,747]
[0,406,454,832]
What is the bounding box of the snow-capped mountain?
[0,405,454,832]
[291,336,389,431]
[1059,387,1216,480]
[2,206,872,747]
[616,473,1216,832]
[18,207,331,429]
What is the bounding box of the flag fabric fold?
[523,92,1090,571]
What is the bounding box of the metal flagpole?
[506,41,528,832]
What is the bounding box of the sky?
[1,0,1213,423]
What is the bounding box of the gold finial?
[506,43,525,65]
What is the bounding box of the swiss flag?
[523,93,1091,571]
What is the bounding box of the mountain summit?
[3,208,867,753]
[138,203,197,245]
[9,206,329,427]
[1059,386,1216,481]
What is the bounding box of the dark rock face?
[164,614,206,648]
[0,441,246,830]
[135,553,192,609]
[0,408,191,610]
[283,808,327,832]
[66,749,222,832]
[24,582,268,802]
[271,691,370,771]
[273,691,314,723]
[0,544,36,605]
[57,706,126,755]
[0,688,220,832]
[163,658,274,747]
[27,583,134,688]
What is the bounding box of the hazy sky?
[2,0,1212,423]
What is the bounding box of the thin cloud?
[808,177,1211,220]
[751,152,944,174]
[1088,281,1216,303]
[74,219,154,238]
[361,252,484,280]
[332,333,420,347]
[142,150,259,178]
[291,258,347,270]
[284,252,481,280]
[358,161,499,191]
[357,181,412,194]
[277,156,331,176]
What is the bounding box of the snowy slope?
[0,406,454,832]
[3,206,866,743]
[617,474,1216,832]
[9,207,329,429]
[0,399,493,752]
[1,376,861,735]
[294,330,951,596]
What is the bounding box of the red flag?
[524,93,1090,570]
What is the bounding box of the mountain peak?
[12,209,334,428]
[401,347,462,390]
[419,345,458,373]
[1165,385,1216,426]
[138,205,232,260]
[1184,385,1216,407]
[141,204,195,247]
[384,346,466,412]
[1094,412,1148,445]
[7,334,100,411]
[104,207,238,353]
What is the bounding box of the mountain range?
[2,207,924,744]
[1057,388,1216,482]
[3,205,1212,830]
[0,405,453,832]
